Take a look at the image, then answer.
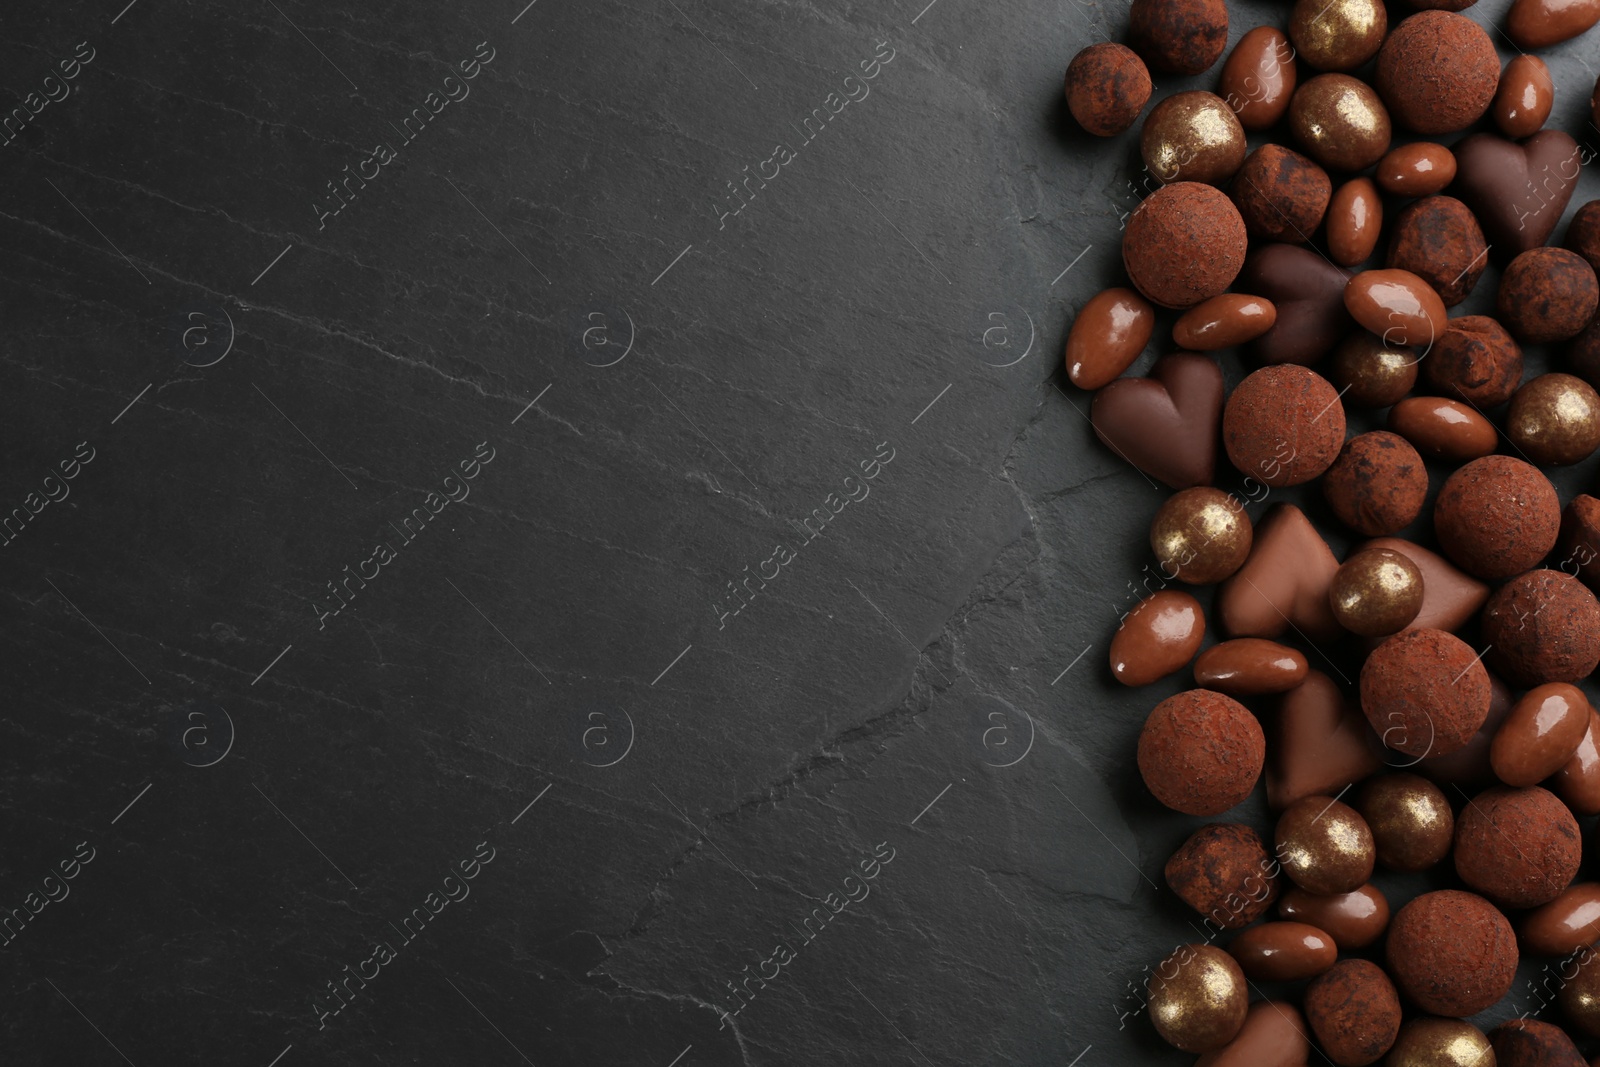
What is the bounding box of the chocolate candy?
[1453,130,1582,254]
[1455,785,1580,908]
[1361,628,1491,758]
[1141,91,1247,186]
[1344,269,1448,348]
[1091,353,1223,488]
[1215,505,1341,641]
[1274,794,1375,895]
[1508,0,1600,48]
[1493,1019,1590,1066]
[1553,708,1600,815]
[1322,432,1427,538]
[1375,12,1498,134]
[1387,397,1497,462]
[1193,639,1306,696]
[1110,590,1204,686]
[1147,944,1248,1053]
[1482,569,1600,686]
[1239,244,1354,363]
[1217,27,1296,131]
[1562,953,1600,1038]
[1138,689,1264,815]
[1149,487,1252,584]
[1229,145,1330,243]
[1375,143,1456,198]
[1172,293,1276,350]
[1289,74,1391,171]
[1193,1001,1310,1067]
[1165,823,1281,930]
[1567,199,1600,276]
[1128,0,1228,75]
[1498,249,1600,344]
[1064,287,1154,390]
[1386,890,1517,1017]
[1385,195,1489,307]
[1290,0,1387,71]
[1423,315,1522,406]
[1522,882,1600,956]
[1064,44,1152,136]
[1492,683,1591,787]
[1361,537,1489,633]
[1559,495,1600,589]
[1433,456,1560,581]
[1328,333,1417,407]
[1221,365,1345,487]
[1493,55,1555,139]
[1326,177,1382,267]
[1279,883,1389,950]
[1329,547,1424,637]
[1354,773,1453,872]
[1268,670,1383,809]
[1569,317,1600,394]
[1304,960,1402,1067]
[1226,921,1336,981]
[1386,1019,1494,1067]
[1123,182,1247,308]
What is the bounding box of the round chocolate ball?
[1387,1019,1494,1067]
[1328,333,1418,407]
[1454,785,1580,909]
[1498,247,1600,344]
[1322,432,1427,537]
[1569,316,1600,393]
[1289,0,1387,71]
[1507,373,1600,467]
[1559,494,1600,588]
[1361,628,1491,758]
[1386,196,1490,307]
[1559,951,1600,1038]
[1491,1019,1588,1063]
[1275,795,1376,895]
[1304,960,1402,1066]
[1123,182,1248,309]
[1150,487,1252,585]
[1141,91,1246,186]
[1138,689,1264,815]
[1330,547,1424,637]
[1147,944,1248,1052]
[1433,456,1561,581]
[1164,823,1280,929]
[1064,43,1153,137]
[1229,144,1331,242]
[1482,569,1600,686]
[1128,0,1228,76]
[1354,773,1453,872]
[1222,365,1346,487]
[1567,198,1600,277]
[1374,12,1499,134]
[1386,890,1518,1017]
[1289,74,1392,172]
[1423,315,1523,407]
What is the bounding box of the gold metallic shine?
[1386,1017,1496,1067]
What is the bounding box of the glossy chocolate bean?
[1388,397,1498,462]
[1275,795,1375,894]
[1289,75,1391,172]
[1522,883,1600,956]
[1491,682,1591,787]
[1227,922,1338,981]
[1494,55,1555,139]
[1218,27,1298,132]
[1173,294,1276,351]
[1554,709,1600,815]
[1376,143,1456,198]
[1278,884,1390,950]
[1326,178,1381,267]
[1193,639,1307,695]
[1065,287,1155,389]
[1354,773,1454,872]
[1344,269,1448,348]
[1508,0,1600,49]
[1194,1001,1311,1067]
[1110,590,1204,686]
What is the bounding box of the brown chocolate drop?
[1193,1001,1310,1067]
[1217,28,1296,131]
[1385,1018,1494,1067]
[1147,945,1249,1053]
[1110,590,1205,687]
[1150,487,1253,584]
[1327,333,1417,407]
[1278,884,1390,950]
[1193,639,1307,696]
[1274,794,1376,895]
[1288,74,1391,172]
[1325,178,1383,267]
[1227,921,1337,981]
[1491,683,1591,788]
[1329,547,1425,637]
[1507,373,1600,466]
[1065,287,1155,390]
[1552,708,1600,815]
[1353,773,1453,872]
[1141,91,1248,186]
[1522,882,1600,957]
[1493,54,1555,139]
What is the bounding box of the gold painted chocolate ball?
[1149,487,1253,585]
[1289,0,1387,72]
[1274,794,1376,895]
[1288,74,1392,172]
[1328,332,1418,408]
[1140,91,1247,186]
[1329,547,1424,637]
[1386,1017,1495,1067]
[1507,373,1600,466]
[1560,950,1600,1038]
[1147,944,1249,1053]
[1353,773,1453,872]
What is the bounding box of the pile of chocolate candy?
[1064,0,1600,1061]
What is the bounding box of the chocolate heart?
[1090,353,1222,489]
[1361,536,1489,634]
[1452,130,1582,255]
[1215,503,1341,641]
[1267,670,1383,809]
[1239,244,1352,365]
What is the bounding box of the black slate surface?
[4,0,1600,1064]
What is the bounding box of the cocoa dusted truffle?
[1497,247,1600,344]
[1304,960,1402,1066]
[1422,315,1523,406]
[1321,431,1427,537]
[1123,183,1248,309]
[1374,12,1499,134]
[1386,196,1490,307]
[1164,824,1280,930]
[1558,494,1600,589]
[1433,456,1561,581]
[1064,44,1152,137]
[1222,365,1346,487]
[1128,0,1228,75]
[1229,145,1331,243]
[1360,628,1491,758]
[1567,199,1600,277]
[1490,1020,1587,1066]
[1454,785,1580,909]
[1386,890,1518,1017]
[1482,569,1600,686]
[1138,690,1265,816]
